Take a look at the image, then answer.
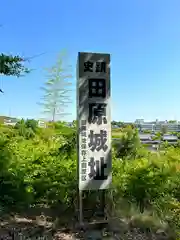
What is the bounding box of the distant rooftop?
[135,119,180,124]
[162,135,178,141]
[139,133,152,140]
[4,118,18,123]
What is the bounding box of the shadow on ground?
[0,206,84,239]
[0,206,176,240]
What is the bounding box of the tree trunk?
[52,107,56,122]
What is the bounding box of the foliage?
[0,54,29,77]
[152,132,162,140]
[38,52,72,121]
[111,121,124,128]
[14,119,36,139]
[142,130,152,133]
[1,120,180,236]
[168,120,177,123]
[161,124,168,134]
[113,126,140,159]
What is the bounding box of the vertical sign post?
[77,52,112,225]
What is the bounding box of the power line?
[24,52,47,62]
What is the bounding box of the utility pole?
[9,108,11,117]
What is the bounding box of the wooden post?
[79,190,83,226]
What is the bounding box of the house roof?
[162,135,178,141]
[139,134,152,140]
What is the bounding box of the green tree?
[25,119,38,132]
[72,120,77,127]
[161,124,168,135]
[168,120,177,123]
[118,121,124,128]
[38,52,72,121]
[0,54,29,77]
[152,132,162,140]
[0,53,30,93]
[113,126,140,159]
[14,119,35,138]
[111,120,117,126]
[137,123,142,132]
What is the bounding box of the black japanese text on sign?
[80,120,87,182]
[84,61,107,73]
[77,52,111,191]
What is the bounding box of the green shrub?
[113,126,140,159]
[1,121,180,236]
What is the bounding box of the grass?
[112,129,122,138]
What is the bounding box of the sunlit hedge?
[0,120,180,235]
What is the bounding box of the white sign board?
[77,52,112,191]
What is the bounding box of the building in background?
[141,123,154,132]
[167,123,180,132]
[38,120,46,128]
[162,134,178,143]
[3,118,18,126]
[135,119,155,132]
[134,119,180,133]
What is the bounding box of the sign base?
[76,220,109,230]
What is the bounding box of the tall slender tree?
[38,52,72,122]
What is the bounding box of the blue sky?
[1,0,180,122]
